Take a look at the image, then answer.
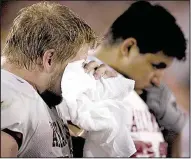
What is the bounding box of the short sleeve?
[146,83,187,132]
[1,83,27,137]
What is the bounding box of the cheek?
[136,64,153,81]
[142,68,154,80]
[135,63,149,78]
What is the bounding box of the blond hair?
[3,2,97,69]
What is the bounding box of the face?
[118,40,174,94]
[40,44,90,106]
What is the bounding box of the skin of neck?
[93,43,130,77]
[2,60,48,93]
[94,44,118,67]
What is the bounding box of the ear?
[42,49,55,73]
[120,37,137,57]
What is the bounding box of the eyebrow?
[152,62,167,69]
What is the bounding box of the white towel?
[58,60,136,157]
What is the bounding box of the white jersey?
[1,69,73,157]
[125,91,167,157]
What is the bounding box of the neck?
[2,61,46,93]
[94,44,118,68]
[93,44,130,78]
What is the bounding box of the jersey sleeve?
[146,83,187,133]
[1,83,28,138]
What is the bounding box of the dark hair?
[107,1,187,60]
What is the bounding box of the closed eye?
[152,62,167,69]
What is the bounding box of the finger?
[93,64,107,80]
[103,70,118,79]
[83,61,99,73]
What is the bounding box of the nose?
[151,69,165,87]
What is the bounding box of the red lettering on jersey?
[131,141,167,157]
[159,142,168,157]
[131,141,155,157]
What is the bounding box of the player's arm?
[146,83,187,133]
[1,131,19,157]
[67,121,86,157]
[1,86,26,157]
[146,84,187,157]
